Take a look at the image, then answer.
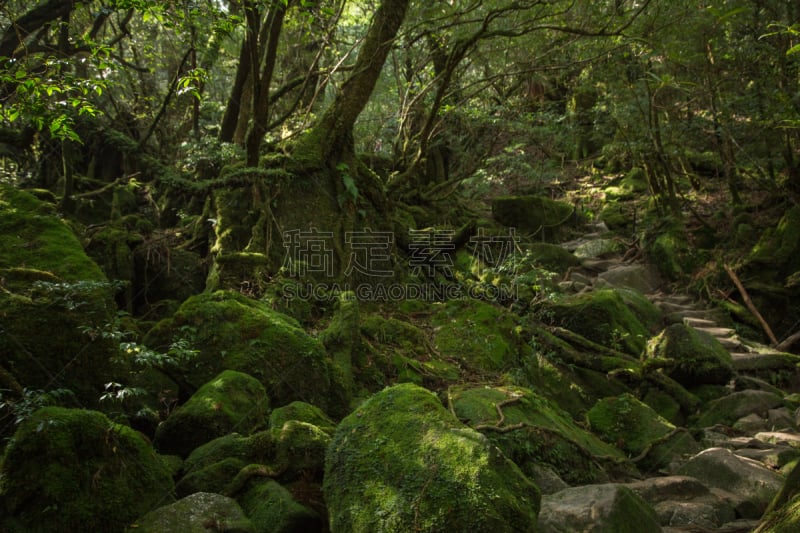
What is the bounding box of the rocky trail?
[534,220,800,532]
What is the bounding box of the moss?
[0,186,117,404]
[153,370,269,457]
[527,243,581,273]
[542,289,650,355]
[615,288,664,334]
[238,479,324,533]
[273,420,331,479]
[451,385,631,484]
[144,291,346,416]
[491,195,575,240]
[0,186,106,281]
[755,493,800,533]
[587,393,699,472]
[324,383,541,532]
[642,387,682,424]
[432,299,528,373]
[748,205,800,278]
[269,401,335,435]
[693,390,785,428]
[319,292,361,392]
[0,407,174,533]
[644,221,698,280]
[645,324,734,387]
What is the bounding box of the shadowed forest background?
[3,1,800,532]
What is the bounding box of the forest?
[2,0,800,531]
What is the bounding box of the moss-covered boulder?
[361,313,460,388]
[131,492,255,533]
[269,401,335,434]
[693,390,785,428]
[0,407,174,533]
[587,394,700,472]
[0,185,116,404]
[451,385,632,484]
[432,299,530,373]
[324,383,541,532]
[645,324,734,387]
[748,205,800,281]
[542,289,650,355]
[527,243,581,273]
[644,222,696,280]
[239,479,324,533]
[145,290,346,416]
[153,370,269,457]
[492,195,575,241]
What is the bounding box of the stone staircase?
[536,221,800,533]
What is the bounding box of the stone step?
[665,310,725,325]
[731,352,800,372]
[692,326,736,337]
[683,317,719,328]
[716,337,743,350]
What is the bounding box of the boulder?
[153,370,269,457]
[145,290,347,416]
[677,447,784,518]
[597,264,662,295]
[131,492,254,533]
[492,195,575,241]
[238,479,325,533]
[645,324,734,387]
[0,185,116,405]
[324,383,541,532]
[269,401,335,434]
[542,289,650,355]
[432,299,530,373]
[694,390,785,428]
[0,407,174,532]
[452,385,631,484]
[573,238,624,260]
[527,242,581,272]
[625,476,736,529]
[587,393,701,472]
[538,484,662,533]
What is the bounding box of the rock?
[144,290,347,416]
[269,401,335,434]
[131,492,255,533]
[432,299,530,372]
[645,324,735,387]
[733,413,769,433]
[735,446,800,470]
[492,195,575,241]
[625,476,736,529]
[676,447,784,518]
[587,393,701,472]
[239,479,325,533]
[527,242,582,272]
[0,407,174,532]
[529,464,570,495]
[542,289,650,355]
[538,484,662,533]
[451,385,630,485]
[154,370,269,457]
[755,432,800,448]
[0,185,117,405]
[769,408,797,430]
[324,383,541,532]
[597,264,662,294]
[644,222,696,280]
[694,390,785,428]
[573,238,624,259]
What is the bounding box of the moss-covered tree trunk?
[300,0,409,164]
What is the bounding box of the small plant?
[0,387,75,430]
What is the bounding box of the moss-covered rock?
[131,492,255,533]
[239,479,325,533]
[644,222,696,280]
[755,493,800,533]
[645,324,734,387]
[0,407,174,533]
[432,298,530,373]
[587,393,700,472]
[153,370,269,457]
[145,290,347,416]
[541,289,650,355]
[492,195,575,241]
[526,243,581,273]
[451,385,632,484]
[324,383,541,532]
[748,205,800,281]
[269,401,335,435]
[0,185,116,405]
[693,390,785,428]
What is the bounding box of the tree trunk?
[219,30,253,143]
[307,0,409,164]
